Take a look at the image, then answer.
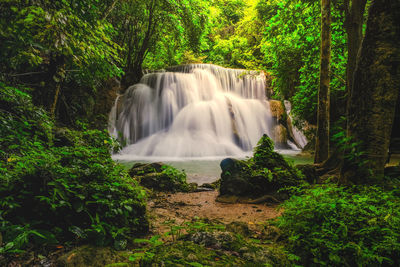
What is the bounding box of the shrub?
[276,184,400,266]
[0,84,148,252]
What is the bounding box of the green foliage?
[128,219,288,266]
[220,135,306,197]
[251,135,306,190]
[110,0,210,73]
[256,0,347,124]
[204,0,264,69]
[0,0,122,85]
[160,165,190,191]
[276,184,400,266]
[0,84,148,253]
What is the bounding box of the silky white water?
[110,64,303,160]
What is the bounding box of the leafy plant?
[0,84,148,253]
[276,184,400,266]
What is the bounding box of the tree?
[340,0,400,183]
[109,0,209,86]
[315,0,331,163]
[0,0,122,118]
[343,0,367,93]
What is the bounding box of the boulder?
[219,135,306,199]
[129,163,192,192]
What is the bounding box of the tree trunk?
[50,82,61,119]
[340,0,400,184]
[344,0,367,94]
[315,0,331,164]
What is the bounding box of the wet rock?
[273,124,288,146]
[219,135,306,198]
[219,158,254,196]
[269,100,285,122]
[129,163,191,192]
[195,187,214,192]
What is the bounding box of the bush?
[0,84,148,252]
[276,184,400,266]
[219,135,306,197]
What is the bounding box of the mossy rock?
[296,164,318,184]
[129,163,192,192]
[57,246,131,267]
[219,135,306,198]
[269,100,285,121]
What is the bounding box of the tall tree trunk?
[340,0,400,184]
[344,0,367,95]
[315,0,331,164]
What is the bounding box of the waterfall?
[284,100,308,149]
[111,64,295,159]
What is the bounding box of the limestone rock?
[273,124,288,146]
[269,100,285,121]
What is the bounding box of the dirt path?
[147,190,281,235]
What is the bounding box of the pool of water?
[117,150,314,185]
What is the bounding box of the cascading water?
[110,64,297,160]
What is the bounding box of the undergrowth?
[276,184,400,266]
[0,83,148,253]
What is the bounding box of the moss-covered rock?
[56,246,130,267]
[219,135,306,198]
[129,163,193,192]
[296,164,318,184]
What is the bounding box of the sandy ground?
[147,190,281,235]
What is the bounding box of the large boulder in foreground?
[129,162,193,192]
[219,135,306,199]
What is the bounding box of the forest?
[0,0,399,266]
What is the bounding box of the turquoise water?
[117,151,313,185]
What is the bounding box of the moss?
[129,163,192,192]
[57,246,131,267]
[219,135,306,198]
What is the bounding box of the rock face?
[273,124,288,146]
[129,162,193,192]
[219,135,305,199]
[269,100,285,122]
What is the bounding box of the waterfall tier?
[110,64,297,159]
